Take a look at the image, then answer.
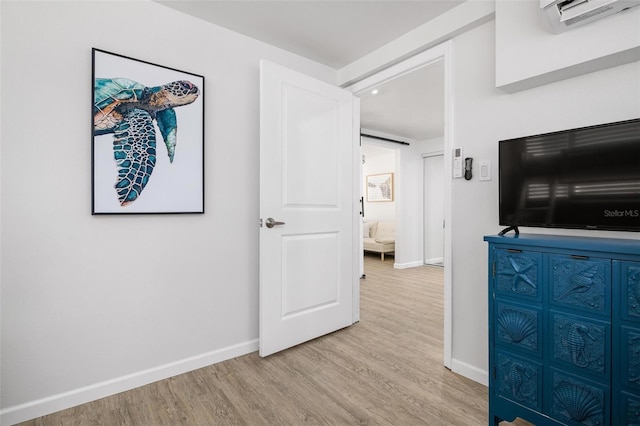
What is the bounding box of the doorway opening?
[346,42,453,368]
[360,138,398,272]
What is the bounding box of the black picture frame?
[92,48,205,214]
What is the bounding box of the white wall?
[394,139,432,268]
[495,0,640,92]
[0,1,335,423]
[361,136,434,269]
[361,141,396,222]
[450,20,640,381]
[421,137,444,154]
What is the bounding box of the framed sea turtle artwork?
[92,48,205,214]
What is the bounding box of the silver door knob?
[265,218,285,228]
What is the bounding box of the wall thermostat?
[453,147,463,178]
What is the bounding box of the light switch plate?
[479,160,491,181]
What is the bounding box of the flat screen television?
[499,118,640,233]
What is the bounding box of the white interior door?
[423,154,444,265]
[259,60,359,357]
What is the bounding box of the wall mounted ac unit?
[540,0,640,33]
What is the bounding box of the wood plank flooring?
[19,254,490,425]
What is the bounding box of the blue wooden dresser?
[484,234,640,425]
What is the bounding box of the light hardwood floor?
[19,254,490,425]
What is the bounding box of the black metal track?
[360,133,410,146]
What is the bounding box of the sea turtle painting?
[93,77,200,206]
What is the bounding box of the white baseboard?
[393,260,424,269]
[0,339,259,426]
[451,357,488,387]
[424,257,444,265]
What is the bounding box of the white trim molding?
[394,260,424,269]
[451,358,489,387]
[0,340,259,426]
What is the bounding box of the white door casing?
[259,60,358,357]
[346,42,453,368]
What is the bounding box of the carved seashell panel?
[496,302,539,353]
[625,265,640,319]
[622,327,640,391]
[552,313,607,375]
[550,372,606,426]
[495,251,540,300]
[622,392,640,426]
[496,351,541,411]
[551,257,609,315]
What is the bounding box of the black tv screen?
[499,118,640,232]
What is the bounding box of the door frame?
[345,41,454,369]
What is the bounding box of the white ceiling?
[359,60,444,140]
[156,0,455,140]
[156,1,463,69]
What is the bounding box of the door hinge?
[492,262,496,277]
[259,218,263,228]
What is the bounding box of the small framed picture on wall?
[366,173,393,202]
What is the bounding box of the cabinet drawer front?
[547,370,609,426]
[550,255,610,316]
[496,351,542,411]
[496,301,541,355]
[495,249,542,301]
[619,391,640,426]
[551,312,610,377]
[621,326,640,392]
[620,262,640,321]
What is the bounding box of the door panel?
[283,84,340,207]
[281,233,339,318]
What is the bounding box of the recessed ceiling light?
[371,89,379,95]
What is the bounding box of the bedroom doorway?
[347,42,453,368]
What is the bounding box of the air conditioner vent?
[564,4,614,24]
[540,0,640,33]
